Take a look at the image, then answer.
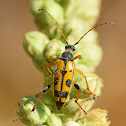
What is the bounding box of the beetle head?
[65,45,75,52]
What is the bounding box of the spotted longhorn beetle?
[13,9,115,121]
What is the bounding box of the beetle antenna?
[38,9,68,44]
[74,22,115,46]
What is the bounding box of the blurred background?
[0,0,125,126]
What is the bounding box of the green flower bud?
[44,39,65,60]
[63,18,91,44]
[49,114,62,126]
[30,0,44,15]
[79,30,99,45]
[80,109,111,126]
[17,96,51,126]
[74,64,95,74]
[65,0,101,26]
[23,31,49,72]
[71,73,103,98]
[30,0,64,39]
[74,43,103,69]
[55,0,69,7]
[62,98,95,122]
[17,96,62,126]
[63,121,80,126]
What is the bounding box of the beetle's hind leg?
[13,82,54,122]
[72,82,97,114]
[72,82,87,114]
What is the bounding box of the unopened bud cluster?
[17,0,111,125]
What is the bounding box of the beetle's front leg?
[73,55,82,60]
[45,62,55,75]
[45,56,59,75]
[50,56,60,62]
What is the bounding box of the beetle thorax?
[60,51,73,61]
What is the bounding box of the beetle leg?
[50,56,60,62]
[73,55,82,60]
[32,82,54,112]
[74,68,96,96]
[71,82,87,114]
[45,56,59,75]
[13,82,54,122]
[45,62,55,75]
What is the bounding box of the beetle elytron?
[13,9,115,121]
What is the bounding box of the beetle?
[13,9,115,121]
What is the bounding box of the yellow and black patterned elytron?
[13,9,115,121]
[54,50,75,109]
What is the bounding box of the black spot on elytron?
[54,90,60,97]
[69,70,72,72]
[60,91,68,98]
[54,90,68,98]
[66,79,72,87]
[54,77,59,85]
[56,101,65,110]
[60,70,67,75]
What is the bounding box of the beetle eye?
[73,48,75,51]
[65,45,68,49]
[72,46,75,51]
